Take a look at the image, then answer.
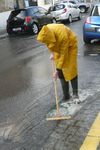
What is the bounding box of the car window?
[16,10,26,18]
[26,7,39,16]
[38,7,47,14]
[54,4,65,11]
[91,6,100,16]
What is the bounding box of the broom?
[46,60,71,121]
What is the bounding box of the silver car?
[48,3,81,23]
[62,0,90,13]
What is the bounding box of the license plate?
[13,28,21,31]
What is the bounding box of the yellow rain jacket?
[37,24,78,81]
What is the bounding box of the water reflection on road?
[83,40,100,56]
[0,35,59,150]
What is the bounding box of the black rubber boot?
[60,78,70,102]
[71,76,78,97]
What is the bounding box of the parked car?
[48,3,81,23]
[83,4,100,44]
[60,0,90,13]
[6,6,56,35]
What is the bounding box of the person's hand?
[50,53,54,60]
[53,71,58,80]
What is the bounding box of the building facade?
[37,0,59,9]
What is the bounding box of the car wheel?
[32,23,39,34]
[83,36,91,44]
[78,13,82,20]
[79,6,86,13]
[68,15,72,23]
[52,18,57,23]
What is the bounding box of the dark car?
[6,6,56,35]
[83,4,100,44]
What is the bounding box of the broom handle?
[51,60,60,115]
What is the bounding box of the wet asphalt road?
[0,14,100,150]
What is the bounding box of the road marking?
[80,112,100,150]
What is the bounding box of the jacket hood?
[37,25,56,45]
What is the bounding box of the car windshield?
[91,6,100,16]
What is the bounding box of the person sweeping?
[37,24,80,103]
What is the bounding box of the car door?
[72,4,80,17]
[67,3,75,18]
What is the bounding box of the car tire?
[68,15,72,23]
[79,6,86,13]
[32,23,39,34]
[52,18,57,23]
[83,36,91,44]
[78,13,82,20]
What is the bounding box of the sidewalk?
[0,11,11,38]
[42,93,100,150]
